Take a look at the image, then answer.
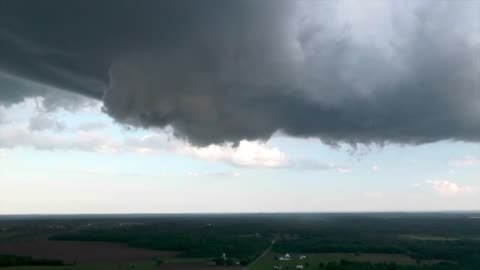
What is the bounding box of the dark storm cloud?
[0,73,96,111]
[0,0,479,145]
[0,73,40,104]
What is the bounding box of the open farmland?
[161,262,241,270]
[0,239,178,264]
[0,213,479,269]
[0,260,158,270]
[248,252,450,270]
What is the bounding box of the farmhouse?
[279,253,292,261]
[296,265,304,269]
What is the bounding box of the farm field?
[158,257,242,270]
[398,235,461,241]
[0,259,158,270]
[0,239,178,264]
[248,252,446,270]
[1,213,479,269]
[2,258,241,270]
[160,262,241,270]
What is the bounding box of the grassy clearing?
[399,234,480,241]
[399,235,460,241]
[248,252,442,270]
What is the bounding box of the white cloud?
[336,167,351,174]
[1,112,291,168]
[288,159,343,171]
[0,150,6,159]
[1,121,345,170]
[411,182,423,188]
[187,171,241,178]
[0,110,5,124]
[448,156,479,168]
[187,171,201,177]
[77,121,108,131]
[123,132,180,154]
[0,100,344,171]
[181,140,287,168]
[125,132,344,170]
[128,135,284,168]
[372,165,380,172]
[29,114,66,131]
[132,135,349,171]
[425,179,474,196]
[0,126,116,152]
[0,100,118,153]
[365,192,384,199]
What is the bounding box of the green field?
[249,252,443,270]
[399,235,461,241]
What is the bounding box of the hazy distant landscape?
[1,213,480,269]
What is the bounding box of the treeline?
[45,213,480,269]
[0,255,65,267]
[274,237,480,268]
[315,260,460,270]
[50,223,271,264]
[271,215,480,268]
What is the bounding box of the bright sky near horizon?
[0,96,479,214]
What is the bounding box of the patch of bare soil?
[0,240,179,263]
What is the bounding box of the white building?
[279,254,291,261]
[296,265,304,269]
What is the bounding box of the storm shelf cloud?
[0,0,479,146]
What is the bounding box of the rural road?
[243,239,276,270]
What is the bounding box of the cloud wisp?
[416,180,476,197]
[0,1,479,147]
[29,114,66,132]
[187,171,241,178]
[448,156,479,168]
